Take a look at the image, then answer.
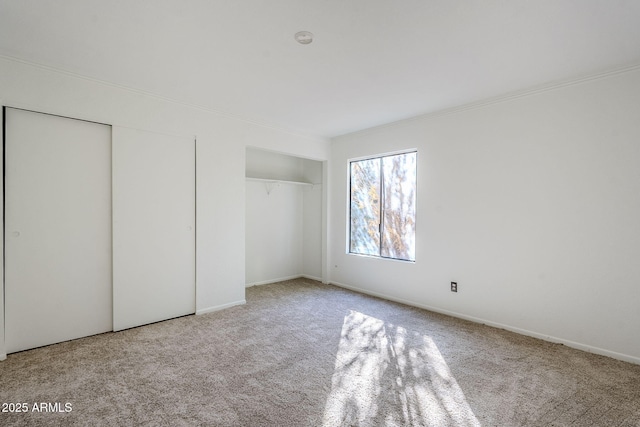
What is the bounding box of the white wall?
[246,181,304,285]
[329,67,640,364]
[246,147,306,181]
[0,55,329,355]
[0,100,4,359]
[245,149,323,285]
[302,159,323,280]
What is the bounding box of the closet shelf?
[246,177,320,187]
[246,177,320,194]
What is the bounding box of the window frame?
[347,149,417,263]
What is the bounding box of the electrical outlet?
[451,281,458,292]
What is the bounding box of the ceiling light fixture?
[294,31,314,45]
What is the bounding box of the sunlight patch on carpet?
[322,310,480,426]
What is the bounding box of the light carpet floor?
[1,278,639,426]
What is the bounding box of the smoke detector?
[294,31,314,45]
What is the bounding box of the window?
[349,151,416,261]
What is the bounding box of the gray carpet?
[1,278,639,426]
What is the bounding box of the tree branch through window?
[349,151,416,262]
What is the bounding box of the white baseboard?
[0,353,6,361]
[246,274,325,288]
[196,300,246,315]
[330,280,640,366]
[245,275,303,288]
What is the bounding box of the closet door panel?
[112,127,195,331]
[4,108,112,353]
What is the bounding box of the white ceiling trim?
[0,53,328,143]
[3,52,639,143]
[335,61,640,140]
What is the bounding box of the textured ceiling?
[1,0,640,138]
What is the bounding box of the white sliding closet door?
[4,108,112,353]
[112,127,195,331]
